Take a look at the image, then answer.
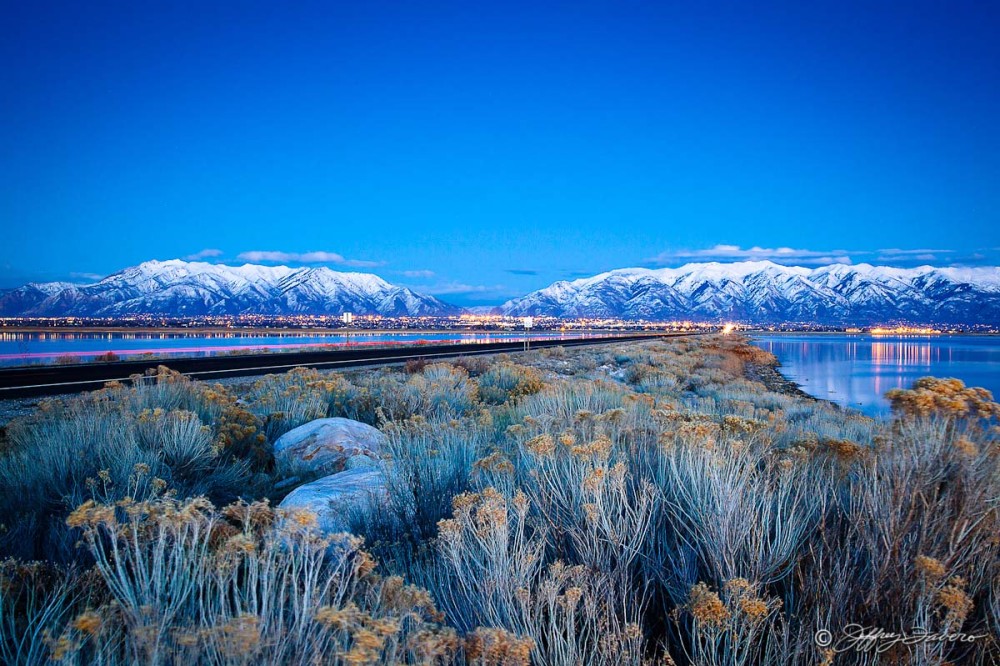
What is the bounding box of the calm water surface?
[751,334,1000,417]
[0,330,601,367]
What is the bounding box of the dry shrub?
[435,488,648,665]
[477,362,544,405]
[335,364,479,425]
[354,416,483,551]
[3,335,999,665]
[51,496,455,664]
[675,579,785,666]
[246,366,351,440]
[886,376,1000,420]
[404,357,429,374]
[0,370,261,563]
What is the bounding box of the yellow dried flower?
[288,509,317,528]
[465,627,534,666]
[723,578,752,595]
[474,452,515,474]
[582,468,606,493]
[738,597,769,620]
[511,491,530,516]
[315,605,358,629]
[71,610,102,636]
[954,436,979,458]
[915,555,947,581]
[355,550,378,578]
[623,623,643,640]
[209,614,260,658]
[525,434,555,456]
[687,582,730,627]
[563,586,583,609]
[937,578,973,629]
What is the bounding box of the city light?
[0,316,994,334]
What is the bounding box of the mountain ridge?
[2,259,1000,324]
[499,260,1000,324]
[0,259,460,317]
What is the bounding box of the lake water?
[0,330,609,367]
[751,334,1000,417]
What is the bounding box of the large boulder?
[273,417,386,477]
[277,469,386,534]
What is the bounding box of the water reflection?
[751,334,1000,417]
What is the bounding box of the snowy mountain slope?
[5,259,999,323]
[500,261,1000,324]
[0,260,460,317]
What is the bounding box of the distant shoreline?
[1,326,994,336]
[745,330,999,337]
[742,349,822,405]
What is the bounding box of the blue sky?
[2,1,998,305]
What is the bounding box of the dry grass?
[0,335,998,664]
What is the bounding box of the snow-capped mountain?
[0,260,459,317]
[5,259,1000,324]
[500,261,1000,324]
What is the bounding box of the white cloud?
[875,248,953,261]
[185,248,224,260]
[402,269,435,279]
[297,251,348,263]
[877,248,952,255]
[69,271,104,281]
[803,256,854,265]
[236,250,319,263]
[647,244,976,267]
[417,281,508,295]
[236,250,382,268]
[649,244,855,266]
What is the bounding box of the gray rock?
[273,417,387,477]
[343,453,378,470]
[272,475,303,492]
[277,468,386,534]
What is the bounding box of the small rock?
[277,469,385,534]
[272,476,303,492]
[273,417,387,477]
[344,454,378,470]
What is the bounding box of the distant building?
[341,312,354,325]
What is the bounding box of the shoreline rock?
[745,359,822,404]
[273,417,387,477]
[277,468,385,534]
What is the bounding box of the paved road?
[0,333,686,399]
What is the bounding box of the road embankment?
[0,333,688,402]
